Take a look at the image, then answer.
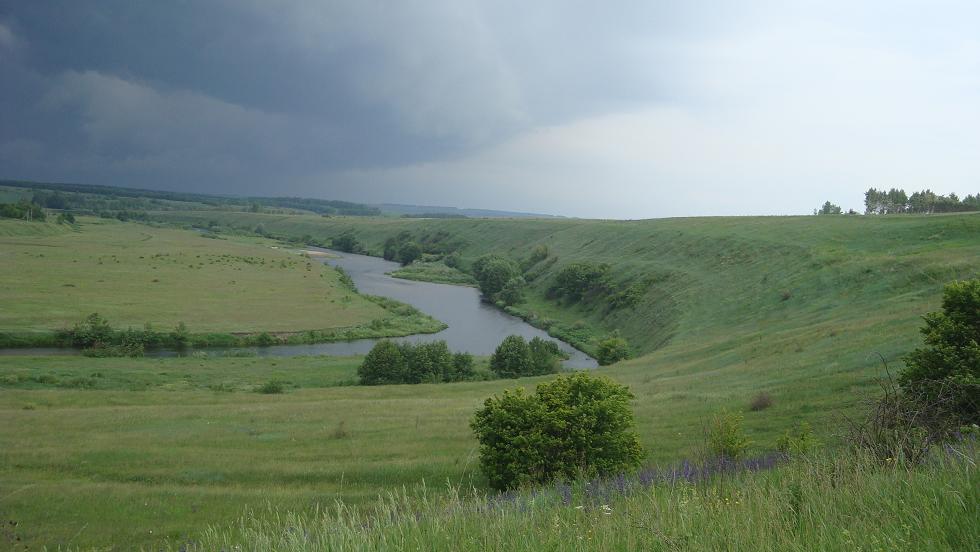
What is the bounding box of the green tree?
[406,340,452,383]
[706,410,751,460]
[472,255,521,300]
[471,373,644,490]
[397,242,423,265]
[68,312,113,347]
[170,322,190,349]
[900,279,980,423]
[550,262,610,301]
[358,340,407,385]
[447,352,476,381]
[528,337,561,375]
[331,232,363,253]
[595,333,630,365]
[490,335,532,378]
[498,276,526,306]
[817,201,842,215]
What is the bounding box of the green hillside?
[153,211,979,355]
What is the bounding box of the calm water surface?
[3,249,597,368]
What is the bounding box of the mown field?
[1,212,978,549]
[0,217,430,339]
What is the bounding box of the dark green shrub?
[67,313,113,347]
[899,279,979,423]
[471,373,644,490]
[550,262,610,301]
[397,242,423,265]
[253,332,277,347]
[498,277,526,306]
[443,251,461,269]
[472,255,522,300]
[257,380,285,394]
[330,232,364,253]
[490,335,532,378]
[595,334,630,365]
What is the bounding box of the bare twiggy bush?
[845,358,961,466]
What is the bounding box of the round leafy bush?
[900,279,979,423]
[595,334,631,365]
[471,372,644,490]
[358,340,406,385]
[489,335,532,378]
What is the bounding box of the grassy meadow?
[1,212,978,549]
[190,446,979,551]
[0,217,441,344]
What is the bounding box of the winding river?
[4,249,597,368]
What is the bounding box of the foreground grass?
[186,446,978,551]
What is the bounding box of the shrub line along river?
[3,248,598,368]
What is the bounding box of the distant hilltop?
[376,203,565,219]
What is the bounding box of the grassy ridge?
[1,212,978,549]
[0,217,445,341]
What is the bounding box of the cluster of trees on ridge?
[817,188,979,215]
[864,188,979,214]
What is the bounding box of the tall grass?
[183,443,977,551]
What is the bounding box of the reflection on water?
[3,249,597,368]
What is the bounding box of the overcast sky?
[1,1,978,218]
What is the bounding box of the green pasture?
[0,218,396,336]
[1,212,978,549]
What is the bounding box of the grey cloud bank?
[0,1,977,218]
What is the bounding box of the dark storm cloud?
[1,1,978,217]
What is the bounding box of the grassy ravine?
[1,213,979,550]
[389,261,477,286]
[152,211,980,357]
[0,217,443,346]
[188,449,978,551]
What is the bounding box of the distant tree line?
[0,200,46,221]
[400,213,468,219]
[864,188,980,214]
[1,179,381,217]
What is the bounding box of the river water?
[3,249,597,368]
